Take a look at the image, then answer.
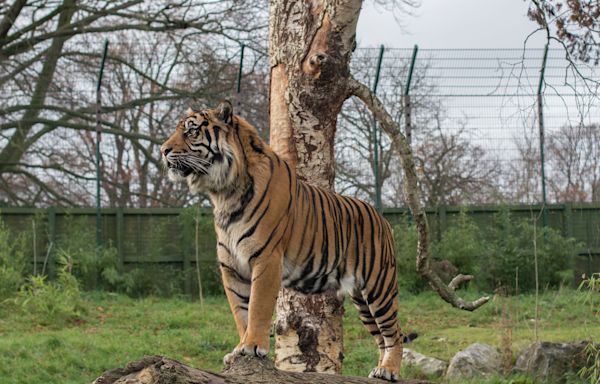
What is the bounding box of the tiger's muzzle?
[167,161,193,178]
[163,152,209,180]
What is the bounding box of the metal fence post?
[95,40,109,255]
[235,43,245,114]
[537,43,549,228]
[404,45,419,146]
[372,45,385,212]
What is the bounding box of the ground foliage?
[394,209,580,293]
[0,289,596,383]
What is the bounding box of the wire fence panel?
[338,47,600,208]
[1,45,599,209]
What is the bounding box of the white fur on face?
[184,146,236,194]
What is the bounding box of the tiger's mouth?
[165,155,210,180]
[167,162,193,178]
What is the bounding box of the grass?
[0,288,596,383]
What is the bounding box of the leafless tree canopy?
[548,123,600,202]
[0,0,267,207]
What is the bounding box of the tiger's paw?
[236,341,269,358]
[223,342,268,366]
[368,366,399,382]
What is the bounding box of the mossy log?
[93,354,431,384]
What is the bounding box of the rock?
[513,341,589,383]
[446,343,501,379]
[402,348,448,377]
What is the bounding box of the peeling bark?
[268,0,362,374]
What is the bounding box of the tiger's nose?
[161,145,172,156]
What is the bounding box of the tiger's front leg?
[228,248,283,360]
[219,261,250,340]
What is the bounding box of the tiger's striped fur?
[161,101,413,381]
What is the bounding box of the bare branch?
[0,118,162,144]
[348,76,490,311]
[0,0,27,41]
[448,274,474,291]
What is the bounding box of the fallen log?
[93,354,431,384]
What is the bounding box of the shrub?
[393,218,427,294]
[578,273,600,384]
[432,211,487,276]
[0,218,29,301]
[54,216,106,290]
[394,209,580,294]
[478,210,578,292]
[14,262,86,326]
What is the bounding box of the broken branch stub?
[347,76,490,312]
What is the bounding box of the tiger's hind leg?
[363,287,404,382]
[350,290,386,366]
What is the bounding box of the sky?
[356,0,547,49]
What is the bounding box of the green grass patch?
[0,289,596,383]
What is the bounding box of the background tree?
[412,111,500,206]
[336,53,500,207]
[523,0,600,204]
[547,123,600,202]
[527,0,600,63]
[505,131,542,204]
[0,0,267,206]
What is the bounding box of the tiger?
[161,101,416,381]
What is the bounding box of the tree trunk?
[93,355,431,384]
[268,0,362,374]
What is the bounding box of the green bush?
[0,218,29,301]
[478,210,578,292]
[53,216,110,290]
[14,262,86,326]
[432,211,487,276]
[393,218,427,294]
[394,209,580,294]
[577,273,600,384]
[121,265,186,297]
[1,208,581,300]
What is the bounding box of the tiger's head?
[161,100,243,195]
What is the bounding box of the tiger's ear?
[187,102,202,116]
[217,100,233,125]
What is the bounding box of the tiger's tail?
[402,332,419,344]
